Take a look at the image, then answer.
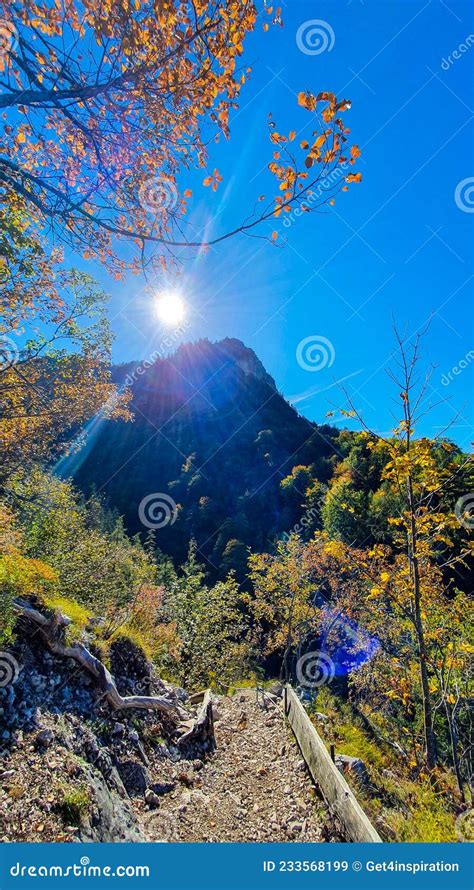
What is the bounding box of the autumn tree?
[0,2,362,470]
[248,534,319,683]
[0,0,361,275]
[338,332,473,777]
[5,466,154,614]
[247,334,472,787]
[0,269,130,473]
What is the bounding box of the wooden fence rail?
[284,684,382,843]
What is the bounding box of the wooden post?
[284,685,382,843]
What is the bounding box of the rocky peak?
[216,338,276,389]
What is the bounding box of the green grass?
[58,784,90,826]
[108,626,153,661]
[44,594,91,638]
[383,777,458,842]
[308,688,461,842]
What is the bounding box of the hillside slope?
[70,339,340,574]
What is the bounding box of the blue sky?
[87,0,473,448]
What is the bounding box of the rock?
[109,637,152,694]
[149,781,175,796]
[268,682,283,698]
[313,712,330,724]
[117,760,150,796]
[296,759,306,772]
[128,730,140,743]
[335,754,371,790]
[144,789,161,809]
[112,722,125,736]
[190,790,208,804]
[78,763,145,842]
[192,759,204,772]
[177,772,194,788]
[34,728,54,750]
[30,675,44,688]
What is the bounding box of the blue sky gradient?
[82,0,473,447]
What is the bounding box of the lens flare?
[155,290,186,326]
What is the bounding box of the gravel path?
[140,690,330,842]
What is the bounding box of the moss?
[44,594,91,638]
[58,784,90,826]
[142,725,166,746]
[108,626,153,661]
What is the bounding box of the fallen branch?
[14,599,182,718]
[177,689,215,749]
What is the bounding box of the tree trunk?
[406,474,437,772]
[445,700,465,802]
[14,599,185,718]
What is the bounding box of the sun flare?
[155,290,187,326]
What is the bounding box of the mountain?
[71,338,340,576]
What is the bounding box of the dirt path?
[139,690,329,842]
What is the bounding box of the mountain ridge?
[71,338,340,575]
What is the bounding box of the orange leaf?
[345,172,362,184]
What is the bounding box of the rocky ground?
[0,633,335,843]
[140,689,332,842]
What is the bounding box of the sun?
[154,289,187,326]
